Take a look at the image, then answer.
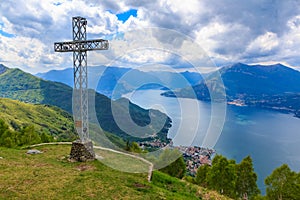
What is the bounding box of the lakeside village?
[139,139,215,176]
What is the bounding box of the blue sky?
[116,9,137,23]
[0,0,300,73]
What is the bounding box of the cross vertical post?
[72,17,89,142]
[54,16,109,161]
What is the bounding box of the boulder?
[27,149,42,154]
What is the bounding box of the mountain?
[0,64,7,75]
[36,66,203,98]
[0,67,72,111]
[0,64,171,144]
[163,63,300,115]
[218,63,300,97]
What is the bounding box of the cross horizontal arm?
[54,39,109,52]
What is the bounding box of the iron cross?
[54,16,109,142]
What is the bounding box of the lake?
[123,89,300,193]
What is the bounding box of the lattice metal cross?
[54,16,109,142]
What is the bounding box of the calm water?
[123,89,300,193]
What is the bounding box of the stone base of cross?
[69,140,95,162]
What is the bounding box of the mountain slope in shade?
[36,66,203,98]
[0,64,171,143]
[0,67,72,112]
[0,64,7,75]
[218,63,300,97]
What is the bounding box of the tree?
[0,129,14,147]
[0,119,9,137]
[236,156,260,200]
[207,154,237,198]
[125,141,142,153]
[157,149,186,179]
[20,125,41,145]
[265,164,300,200]
[3,137,13,148]
[40,132,53,143]
[130,142,142,153]
[195,164,210,187]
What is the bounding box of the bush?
[156,149,186,179]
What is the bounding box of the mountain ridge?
[162,62,300,116]
[219,63,300,97]
[36,66,203,98]
[0,64,7,75]
[0,64,172,144]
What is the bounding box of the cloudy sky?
[1,0,300,73]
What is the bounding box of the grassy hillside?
[0,98,75,141]
[0,144,230,200]
[0,98,127,149]
[0,68,72,112]
[0,65,171,143]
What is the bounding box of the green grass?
[0,145,230,200]
[94,148,150,173]
[0,98,75,141]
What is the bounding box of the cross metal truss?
[54,16,109,142]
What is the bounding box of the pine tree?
[207,154,237,198]
[236,156,260,200]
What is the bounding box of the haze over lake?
[123,89,300,192]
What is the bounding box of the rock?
[27,149,42,154]
[95,154,103,160]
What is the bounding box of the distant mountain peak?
[0,64,8,75]
[223,62,298,74]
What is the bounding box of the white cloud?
[194,21,252,64]
[246,32,279,54]
[0,0,300,73]
[0,35,64,72]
